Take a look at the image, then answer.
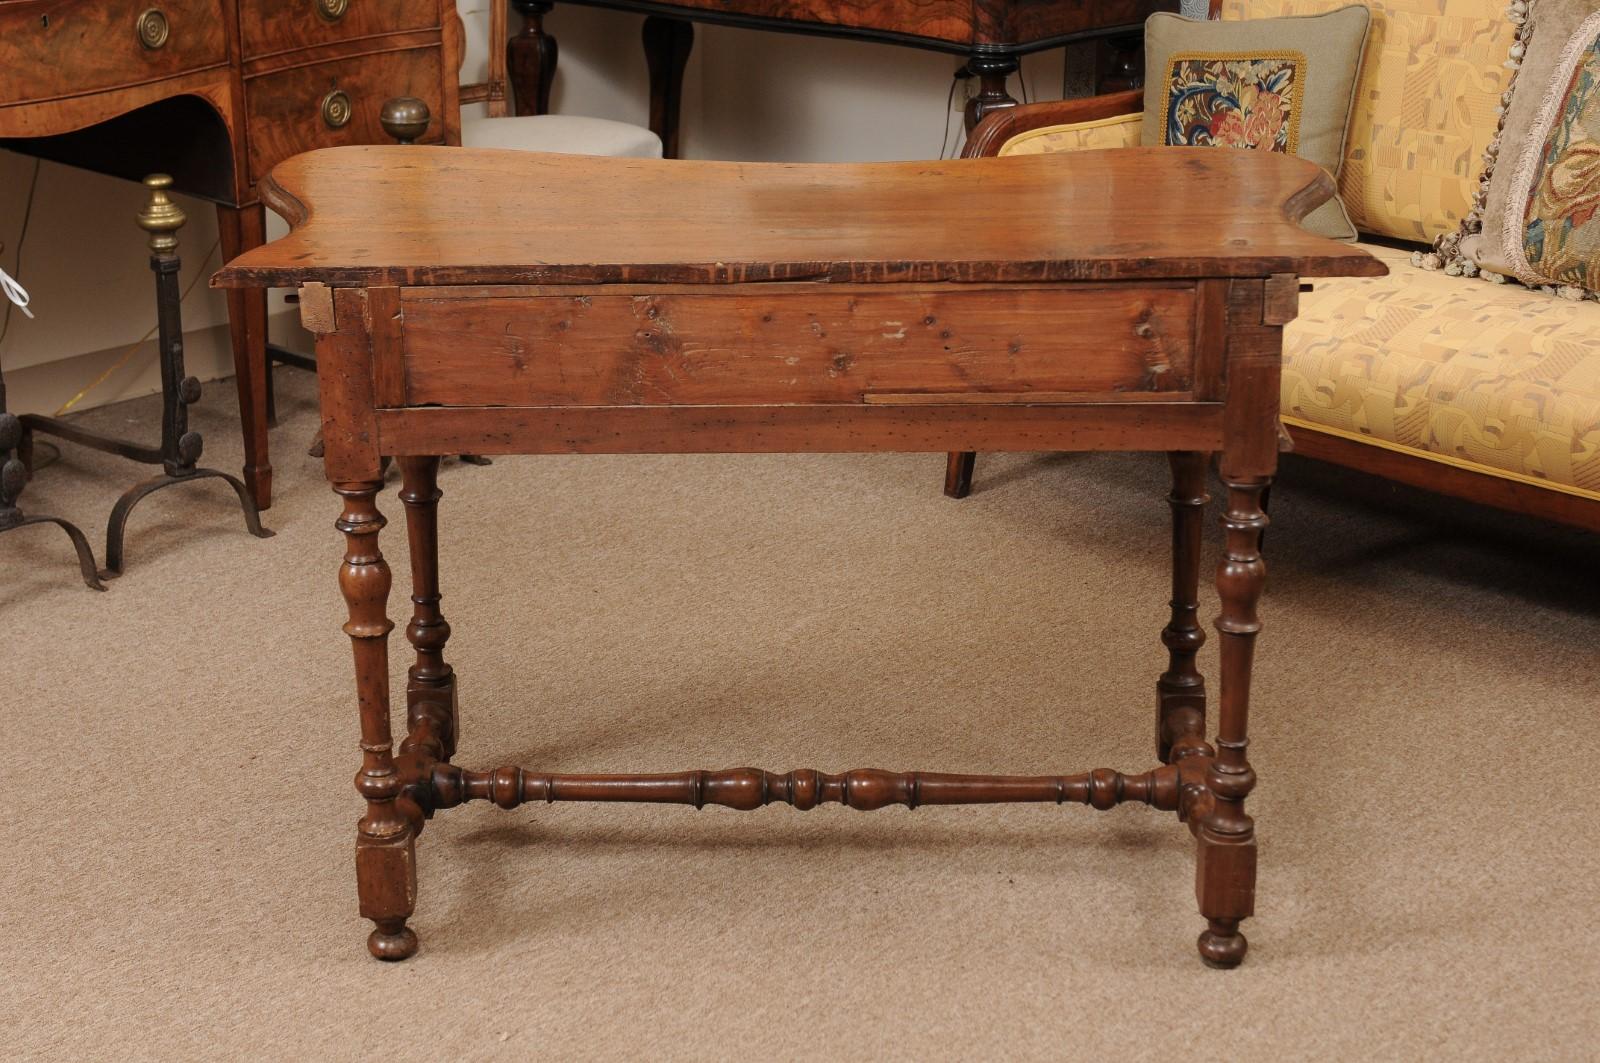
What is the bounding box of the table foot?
[943,451,975,498]
[367,920,419,962]
[1198,919,1247,968]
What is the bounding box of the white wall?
[0,4,1151,415]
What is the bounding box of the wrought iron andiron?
[18,175,273,578]
[0,360,106,591]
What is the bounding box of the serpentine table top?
[213,145,1383,967]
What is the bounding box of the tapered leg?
[397,456,457,761]
[643,15,693,159]
[1158,451,1210,763]
[1195,473,1266,968]
[336,481,418,961]
[944,451,975,498]
[217,204,273,511]
[508,0,556,117]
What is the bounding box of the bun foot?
[1197,919,1247,968]
[367,921,418,961]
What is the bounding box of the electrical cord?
[0,158,42,353]
[53,238,220,416]
[940,68,962,159]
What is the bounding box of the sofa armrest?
[961,90,1145,158]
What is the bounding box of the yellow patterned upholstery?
[1283,242,1600,499]
[998,114,1142,156]
[1221,0,1519,243]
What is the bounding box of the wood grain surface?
[213,146,1388,289]
[396,283,1198,406]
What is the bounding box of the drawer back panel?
[0,0,227,103]
[395,285,1198,407]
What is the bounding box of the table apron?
[372,401,1225,456]
[390,283,1201,409]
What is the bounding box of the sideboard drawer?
[237,0,440,59]
[244,47,445,183]
[0,0,227,104]
[392,284,1200,407]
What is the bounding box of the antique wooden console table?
[214,145,1382,966]
[507,0,1176,156]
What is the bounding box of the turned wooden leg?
[1158,451,1210,763]
[217,204,273,511]
[508,0,556,117]
[1195,473,1266,968]
[336,481,418,961]
[963,53,1019,132]
[397,456,457,761]
[1095,33,1146,94]
[944,451,975,499]
[643,15,693,159]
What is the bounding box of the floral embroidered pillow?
[1444,0,1600,299]
[1142,8,1372,240]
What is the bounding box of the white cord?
[0,265,32,319]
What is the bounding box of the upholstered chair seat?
[459,114,663,158]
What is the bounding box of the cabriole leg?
[1158,451,1210,763]
[397,456,456,762]
[1195,473,1266,968]
[336,481,418,961]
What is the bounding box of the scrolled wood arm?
[961,89,1145,159]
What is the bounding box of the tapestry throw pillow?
[1450,0,1600,297]
[1142,7,1372,241]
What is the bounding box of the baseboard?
[5,308,309,416]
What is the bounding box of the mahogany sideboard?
[0,0,464,509]
[215,145,1383,965]
[508,0,1177,157]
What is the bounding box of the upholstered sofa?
[946,0,1600,532]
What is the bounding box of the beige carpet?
[6,368,1598,1061]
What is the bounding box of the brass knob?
[135,7,169,49]
[135,174,186,255]
[315,0,349,21]
[321,89,353,130]
[379,97,430,144]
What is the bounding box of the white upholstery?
[459,115,662,158]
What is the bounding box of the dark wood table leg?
[1096,33,1146,94]
[217,203,273,511]
[943,450,975,498]
[337,480,419,961]
[643,15,694,159]
[509,0,557,116]
[1158,450,1209,763]
[963,52,1019,132]
[397,455,457,762]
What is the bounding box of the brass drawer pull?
[321,89,353,130]
[135,7,169,49]
[315,0,350,22]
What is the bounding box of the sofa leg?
[944,451,976,498]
